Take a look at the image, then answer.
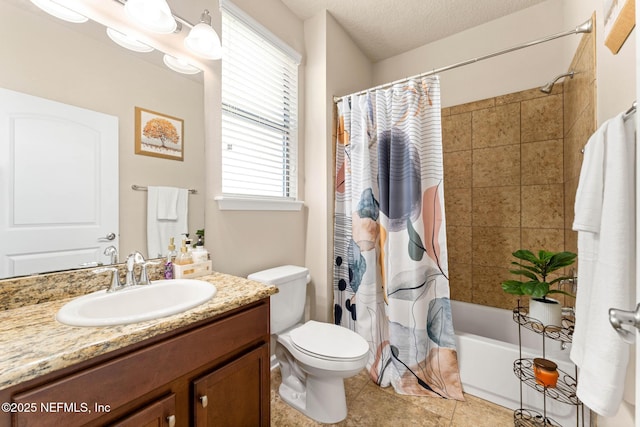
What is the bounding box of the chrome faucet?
[124,251,159,287]
[104,245,118,264]
[125,251,145,287]
[93,267,124,292]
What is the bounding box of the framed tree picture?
[134,107,184,161]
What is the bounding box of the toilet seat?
[289,320,368,361]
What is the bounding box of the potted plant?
[501,249,577,327]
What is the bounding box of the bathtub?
[451,300,588,426]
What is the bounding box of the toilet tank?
[248,265,310,334]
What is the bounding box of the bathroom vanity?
[0,270,275,426]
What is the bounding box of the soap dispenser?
[175,239,193,266]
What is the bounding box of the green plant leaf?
[547,289,575,298]
[547,252,577,272]
[510,262,541,275]
[508,269,538,281]
[501,280,526,295]
[512,250,538,264]
[538,250,555,261]
[528,281,550,298]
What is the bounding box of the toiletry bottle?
[164,238,176,279]
[175,239,194,275]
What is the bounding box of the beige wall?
[303,11,373,322]
[373,1,567,108]
[0,1,205,260]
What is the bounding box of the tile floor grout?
[270,368,515,426]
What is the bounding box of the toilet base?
[279,374,348,424]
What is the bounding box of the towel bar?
[131,184,197,194]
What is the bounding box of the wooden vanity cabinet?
[0,300,271,427]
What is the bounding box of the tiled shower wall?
[442,30,596,311]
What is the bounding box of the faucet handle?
[93,267,123,292]
[139,261,160,286]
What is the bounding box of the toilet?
[248,265,369,424]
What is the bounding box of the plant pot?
[528,297,563,329]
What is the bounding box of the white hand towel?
[147,186,189,259]
[156,186,180,220]
[571,113,636,417]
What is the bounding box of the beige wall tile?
[445,188,472,226]
[443,150,472,188]
[496,84,562,105]
[449,262,472,303]
[564,101,595,181]
[442,112,472,153]
[472,227,520,268]
[450,97,495,115]
[473,145,520,187]
[521,228,564,254]
[564,179,578,230]
[521,139,563,185]
[565,32,596,135]
[521,94,563,143]
[565,228,578,256]
[446,225,472,264]
[521,184,564,228]
[472,103,521,149]
[472,186,521,227]
[471,265,520,310]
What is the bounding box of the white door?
[0,88,118,279]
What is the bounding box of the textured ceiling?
[281,0,549,62]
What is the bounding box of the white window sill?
[215,196,304,211]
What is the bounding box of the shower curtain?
[333,76,463,400]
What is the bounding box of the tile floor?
[270,368,514,426]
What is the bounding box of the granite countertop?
[0,272,277,391]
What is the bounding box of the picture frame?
[134,107,184,161]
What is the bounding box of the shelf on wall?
[513,358,580,406]
[512,307,575,343]
[514,408,562,427]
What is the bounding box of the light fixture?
[184,10,221,60]
[30,0,88,23]
[163,54,201,74]
[106,28,154,53]
[124,0,177,34]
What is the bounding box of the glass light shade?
[163,54,201,75]
[106,28,154,53]
[124,0,176,34]
[30,0,88,23]
[184,23,222,60]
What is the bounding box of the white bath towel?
[156,186,180,220]
[147,186,189,259]
[571,113,636,417]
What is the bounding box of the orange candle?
[533,358,559,388]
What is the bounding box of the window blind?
[221,1,300,200]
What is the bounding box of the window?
[220,0,301,205]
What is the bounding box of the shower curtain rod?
[333,17,593,103]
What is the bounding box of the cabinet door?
[193,345,270,427]
[110,394,176,427]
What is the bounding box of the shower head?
[540,71,575,94]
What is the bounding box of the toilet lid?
[289,321,369,360]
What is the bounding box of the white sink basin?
[56,279,217,327]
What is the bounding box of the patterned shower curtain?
[333,76,463,400]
